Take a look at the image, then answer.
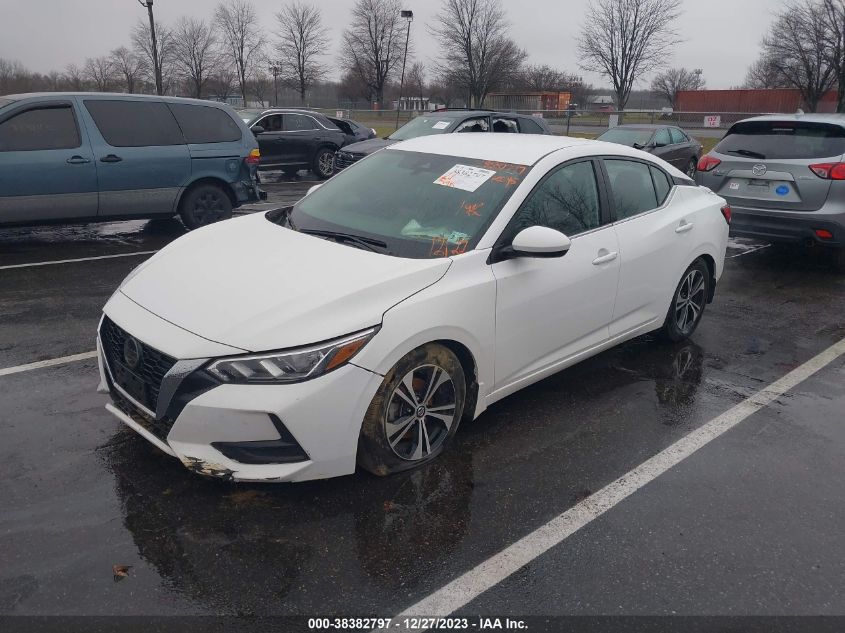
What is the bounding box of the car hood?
[119,213,451,353]
[342,137,396,155]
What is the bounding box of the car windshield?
[598,128,654,147]
[270,150,531,259]
[715,121,845,160]
[389,116,457,141]
[238,108,264,124]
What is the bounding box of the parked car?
[326,116,377,146]
[97,134,729,482]
[0,93,265,229]
[238,108,345,179]
[334,109,553,171]
[696,114,845,267]
[598,124,702,177]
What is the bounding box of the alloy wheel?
[385,364,456,461]
[686,160,697,178]
[318,151,335,177]
[675,269,706,334]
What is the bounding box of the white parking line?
[0,351,98,377]
[0,250,158,271]
[727,244,771,259]
[381,337,845,623]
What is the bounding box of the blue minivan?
[0,93,265,229]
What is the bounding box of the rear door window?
[85,100,184,147]
[715,121,845,160]
[0,105,80,151]
[518,117,545,134]
[168,103,241,143]
[605,159,659,220]
[285,114,320,131]
[492,118,519,133]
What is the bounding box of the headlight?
[206,327,378,384]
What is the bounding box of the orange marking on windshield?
[430,236,450,257]
[492,175,520,187]
[462,201,484,216]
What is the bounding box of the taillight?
[245,149,260,166]
[698,155,721,172]
[720,204,732,224]
[809,163,845,180]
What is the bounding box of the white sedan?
[96,134,730,482]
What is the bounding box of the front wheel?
[312,147,335,179]
[358,343,466,476]
[661,259,710,342]
[179,183,233,230]
[685,158,697,179]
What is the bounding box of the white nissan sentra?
[97,134,729,482]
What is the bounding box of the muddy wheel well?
[699,254,716,302]
[435,339,479,422]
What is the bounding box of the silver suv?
[696,114,845,267]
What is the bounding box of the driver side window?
[509,161,601,239]
[654,128,671,145]
[259,114,282,132]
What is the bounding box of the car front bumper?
[97,310,383,483]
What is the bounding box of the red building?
[676,89,838,114]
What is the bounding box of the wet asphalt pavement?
[1,178,844,626]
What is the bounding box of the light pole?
[137,0,162,95]
[395,10,413,130]
[269,64,282,107]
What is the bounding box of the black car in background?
[334,109,553,171]
[597,124,702,178]
[238,108,345,178]
[326,116,377,146]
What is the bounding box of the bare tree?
[208,65,239,101]
[407,62,426,102]
[64,63,87,91]
[215,0,265,105]
[340,0,406,107]
[430,0,526,107]
[110,46,146,93]
[822,0,845,112]
[275,2,330,104]
[650,67,705,109]
[250,73,273,106]
[762,1,836,112]
[172,16,218,98]
[84,56,114,92]
[578,0,682,110]
[516,64,583,92]
[132,18,175,94]
[744,58,791,89]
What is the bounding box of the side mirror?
[306,184,323,196]
[251,125,265,135]
[510,226,571,258]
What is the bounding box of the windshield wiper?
[726,148,767,159]
[300,229,389,253]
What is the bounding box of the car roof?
[732,113,845,127]
[1,92,234,108]
[253,108,328,117]
[605,124,671,130]
[388,133,637,166]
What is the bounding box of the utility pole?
[395,10,413,130]
[269,64,282,107]
[137,0,162,95]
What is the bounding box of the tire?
[685,158,697,179]
[358,343,466,476]
[312,147,336,179]
[179,183,233,230]
[660,259,710,342]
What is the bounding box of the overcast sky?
[0,0,776,91]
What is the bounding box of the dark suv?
[334,109,553,171]
[0,92,264,229]
[696,114,845,267]
[238,108,346,179]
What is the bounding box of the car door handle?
[675,221,694,234]
[100,154,123,163]
[66,156,91,164]
[592,250,618,265]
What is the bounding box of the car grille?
[100,316,176,427]
[335,151,365,170]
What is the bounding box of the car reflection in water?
[99,435,474,613]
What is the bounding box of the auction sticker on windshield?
[434,164,496,192]
[432,121,450,130]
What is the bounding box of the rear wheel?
[661,259,710,342]
[358,343,466,476]
[179,183,232,230]
[685,158,697,178]
[313,147,335,179]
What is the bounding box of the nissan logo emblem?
[123,337,143,370]
[752,164,767,177]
